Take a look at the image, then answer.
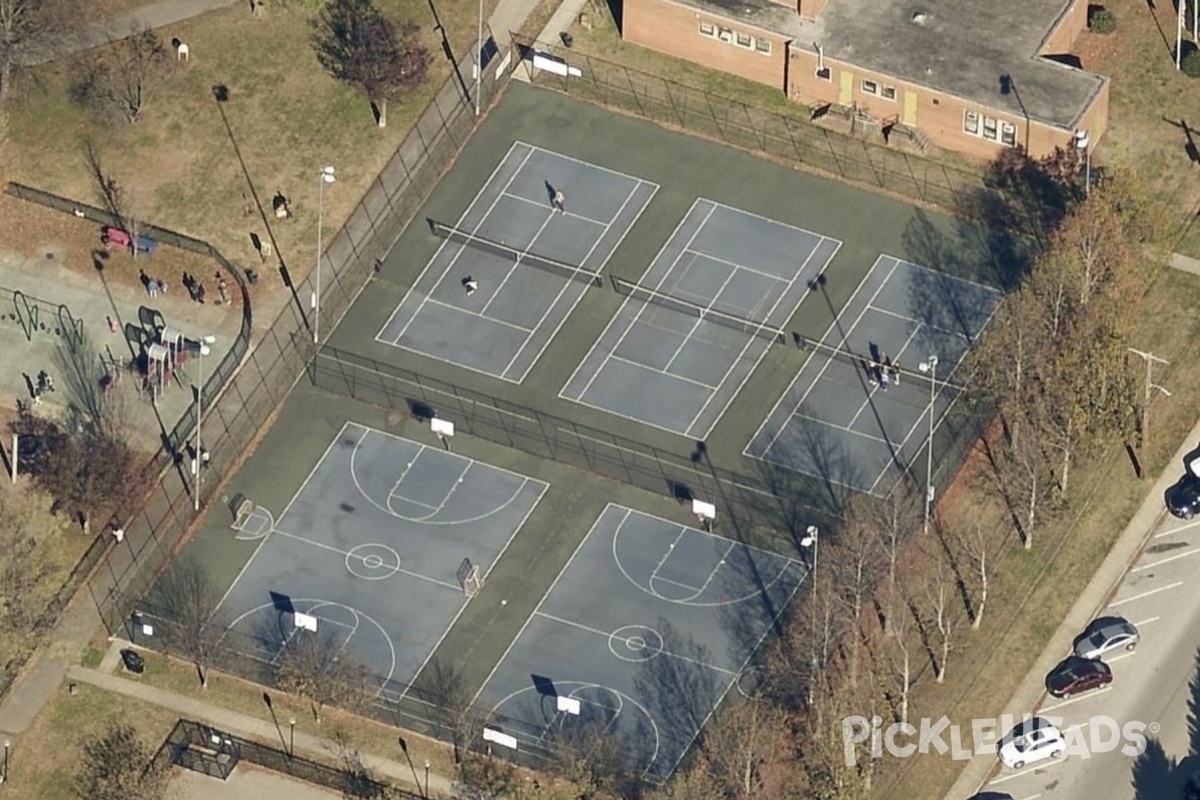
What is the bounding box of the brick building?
[622,0,1109,160]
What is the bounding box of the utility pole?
[1128,348,1171,476]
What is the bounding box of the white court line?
[575,201,719,403]
[845,313,924,430]
[680,247,795,283]
[399,474,549,707]
[265,531,455,588]
[534,611,740,676]
[1108,581,1183,607]
[499,189,610,226]
[469,505,623,707]
[1039,686,1112,713]
[663,266,739,372]
[787,411,892,444]
[608,353,718,390]
[379,142,534,345]
[1131,547,1200,572]
[480,206,559,317]
[685,235,839,439]
[423,297,532,332]
[558,199,709,401]
[653,576,704,592]
[502,178,654,380]
[210,421,355,621]
[393,461,473,524]
[764,256,903,457]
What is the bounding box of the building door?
[839,71,854,105]
[903,90,918,126]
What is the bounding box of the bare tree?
[924,557,956,684]
[702,692,792,799]
[829,499,886,689]
[310,0,430,127]
[0,0,77,101]
[69,22,173,124]
[147,557,227,688]
[274,629,372,723]
[0,487,68,663]
[74,722,173,800]
[421,657,487,765]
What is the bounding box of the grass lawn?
[0,0,495,280]
[1075,0,1200,256]
[3,680,181,800]
[112,647,459,781]
[878,266,1200,799]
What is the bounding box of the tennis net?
[428,219,603,287]
[612,276,785,344]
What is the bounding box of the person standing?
[552,189,566,213]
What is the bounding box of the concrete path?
[68,659,457,798]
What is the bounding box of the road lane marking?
[989,760,1066,785]
[1131,616,1160,626]
[1155,518,1200,538]
[1108,582,1183,606]
[1132,548,1200,572]
[1106,650,1137,664]
[1039,686,1112,713]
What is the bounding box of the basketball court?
[559,199,841,438]
[745,255,1002,495]
[472,503,806,782]
[376,140,658,383]
[209,422,547,694]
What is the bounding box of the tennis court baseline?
[377,141,658,383]
[560,200,841,438]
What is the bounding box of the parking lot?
[971,491,1200,800]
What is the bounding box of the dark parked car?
[1046,656,1113,699]
[967,794,1016,800]
[1167,474,1200,519]
[1074,616,1139,660]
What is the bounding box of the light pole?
[475,0,483,116]
[288,718,296,758]
[193,334,216,512]
[423,759,431,798]
[1074,130,1090,198]
[3,739,10,785]
[800,525,818,576]
[313,165,336,344]
[398,737,425,798]
[918,356,939,535]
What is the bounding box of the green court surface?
[171,81,1000,780]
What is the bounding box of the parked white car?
[997,717,1067,769]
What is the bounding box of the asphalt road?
[973,505,1200,800]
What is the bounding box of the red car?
[1045,656,1112,698]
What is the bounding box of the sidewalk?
[68,658,456,798]
[0,0,548,774]
[943,416,1200,798]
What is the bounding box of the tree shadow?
[1128,647,1200,798]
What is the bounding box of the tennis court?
[205,422,547,695]
[473,503,805,783]
[559,200,841,438]
[745,255,1001,495]
[376,141,658,383]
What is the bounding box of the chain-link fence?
[510,34,987,212]
[54,29,514,639]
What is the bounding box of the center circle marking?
[608,625,664,663]
[345,543,401,581]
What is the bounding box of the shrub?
[1090,8,1117,33]
[1185,46,1200,78]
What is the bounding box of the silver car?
[1073,616,1139,660]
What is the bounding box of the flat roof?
[673,0,1107,130]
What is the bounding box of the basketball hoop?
[692,498,716,532]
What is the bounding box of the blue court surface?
[377,141,657,383]
[211,422,547,696]
[473,503,806,782]
[746,255,1001,495]
[560,200,841,438]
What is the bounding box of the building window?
[816,66,832,81]
[735,31,753,48]
[1001,122,1017,146]
[699,21,716,37]
[717,27,733,42]
[880,85,896,100]
[862,79,878,95]
[982,116,999,141]
[755,38,771,55]
[963,110,980,135]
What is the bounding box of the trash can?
[245,268,259,285]
[120,649,145,674]
[560,31,574,47]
